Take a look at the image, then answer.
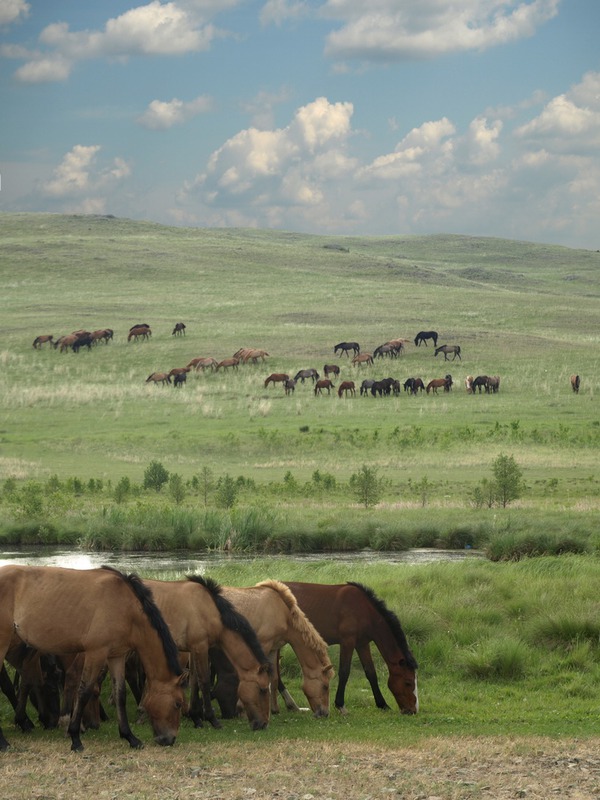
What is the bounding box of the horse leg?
[356,643,390,710]
[66,657,111,752]
[334,643,354,713]
[189,653,222,729]
[104,656,145,749]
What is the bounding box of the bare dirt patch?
[1,737,599,800]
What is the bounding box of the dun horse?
[33,335,54,349]
[146,371,171,386]
[434,344,461,361]
[0,565,186,752]
[220,581,334,718]
[143,576,272,731]
[283,581,418,714]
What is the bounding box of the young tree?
[350,465,381,509]
[143,460,169,492]
[168,473,186,505]
[492,453,523,508]
[216,474,238,509]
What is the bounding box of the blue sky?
[1,1,599,248]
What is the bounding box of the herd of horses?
[0,565,418,753]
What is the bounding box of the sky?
[1,1,599,249]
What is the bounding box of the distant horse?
[374,341,403,358]
[294,368,320,384]
[128,325,151,342]
[323,364,340,379]
[435,344,461,361]
[465,375,474,393]
[172,322,186,336]
[90,328,113,345]
[472,375,490,394]
[1,643,62,733]
[571,374,580,394]
[235,348,270,364]
[283,581,418,714]
[414,330,438,347]
[334,342,360,357]
[216,358,239,371]
[169,366,190,379]
[283,379,296,395]
[0,565,186,752]
[488,375,500,393]
[352,352,373,367]
[143,576,271,731]
[173,373,187,388]
[221,581,333,718]
[314,379,335,395]
[71,333,94,352]
[265,373,289,388]
[371,378,398,397]
[33,335,53,349]
[360,379,375,396]
[188,356,218,371]
[146,372,171,386]
[403,377,425,395]
[337,380,356,398]
[426,377,451,394]
[444,374,453,391]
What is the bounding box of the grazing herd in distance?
[31,324,581,397]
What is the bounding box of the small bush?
[460,638,530,680]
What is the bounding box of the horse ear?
[178,669,190,689]
[324,663,335,677]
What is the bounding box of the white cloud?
[11,1,220,82]
[320,0,560,61]
[260,0,310,26]
[0,0,29,26]
[137,95,213,129]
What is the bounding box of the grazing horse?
[374,341,404,358]
[337,380,356,398]
[221,581,333,718]
[465,375,474,393]
[414,330,438,347]
[128,325,151,342]
[0,644,62,733]
[33,335,53,349]
[435,344,461,361]
[173,373,187,388]
[265,373,289,388]
[188,356,218,371]
[235,348,270,364]
[323,364,340,379]
[172,322,186,336]
[488,375,500,393]
[143,576,272,731]
[283,582,418,714]
[294,368,320,384]
[426,377,451,394]
[352,352,373,367]
[0,565,186,752]
[146,371,171,386]
[571,374,580,394]
[314,379,335,395]
[472,375,490,394]
[90,328,113,345]
[404,377,425,395]
[360,379,375,396]
[216,358,239,371]
[283,379,296,395]
[334,341,360,357]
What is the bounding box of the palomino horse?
[426,377,451,394]
[334,341,360,357]
[465,375,474,393]
[352,352,373,367]
[146,371,171,386]
[294,368,320,383]
[0,565,186,752]
[571,374,580,393]
[323,364,340,379]
[143,576,272,731]
[32,335,53,349]
[434,344,461,361]
[414,330,438,347]
[284,581,418,714]
[172,322,186,336]
[221,581,333,718]
[128,325,151,342]
[264,373,289,388]
[314,378,335,395]
[337,380,356,398]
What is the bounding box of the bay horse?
[337,380,355,398]
[146,371,171,386]
[143,576,272,731]
[294,368,320,384]
[221,581,333,718]
[426,377,451,394]
[32,335,53,349]
[172,322,186,336]
[0,565,186,752]
[435,344,461,361]
[283,581,418,714]
[571,374,580,393]
[314,378,335,395]
[128,325,151,342]
[414,330,438,347]
[352,352,373,367]
[90,328,113,344]
[323,364,340,379]
[334,341,360,357]
[265,373,289,388]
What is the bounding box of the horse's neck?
[131,619,173,681]
[283,625,327,675]
[218,627,263,676]
[368,614,402,664]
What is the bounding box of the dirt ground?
[1,737,599,800]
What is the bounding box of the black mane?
[347,581,418,670]
[101,566,183,676]
[186,574,271,671]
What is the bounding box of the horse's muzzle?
[155,733,177,746]
[251,719,268,731]
[313,706,329,719]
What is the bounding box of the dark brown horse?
[334,341,360,357]
[314,378,335,395]
[414,330,438,347]
[337,380,356,398]
[0,565,186,752]
[571,374,580,394]
[434,344,461,361]
[283,582,418,714]
[264,373,289,388]
[128,325,151,342]
[323,364,340,378]
[172,322,186,336]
